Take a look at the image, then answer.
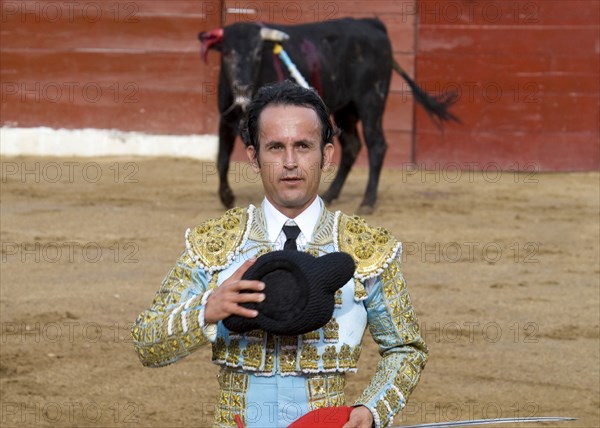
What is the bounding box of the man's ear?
[322,143,334,171]
[246,145,260,173]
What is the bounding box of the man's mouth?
[281,176,302,183]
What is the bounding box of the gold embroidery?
[383,278,394,296]
[214,407,227,426]
[262,335,275,374]
[373,228,392,245]
[390,299,401,319]
[242,342,262,370]
[380,259,422,337]
[299,344,319,371]
[354,287,428,413]
[335,289,343,307]
[356,242,375,260]
[394,369,412,397]
[354,278,367,300]
[337,214,398,279]
[305,247,320,257]
[213,338,226,362]
[230,393,242,408]
[400,293,410,308]
[338,344,352,369]
[246,329,264,341]
[323,318,339,342]
[375,400,389,425]
[279,348,298,373]
[351,255,428,426]
[279,336,299,349]
[311,209,335,247]
[132,252,212,368]
[168,337,181,355]
[218,390,228,406]
[351,345,362,366]
[251,245,272,259]
[403,310,416,325]
[187,207,248,269]
[208,274,219,291]
[401,326,417,344]
[414,350,427,369]
[310,377,326,395]
[307,374,346,411]
[310,398,327,409]
[322,345,338,371]
[332,395,344,406]
[226,340,241,366]
[214,369,249,427]
[386,388,401,406]
[302,330,320,342]
[379,354,424,405]
[248,206,269,243]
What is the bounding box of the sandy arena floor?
[1,156,598,427]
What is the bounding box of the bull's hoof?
[356,204,375,216]
[219,188,235,209]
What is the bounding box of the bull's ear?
[198,28,224,63]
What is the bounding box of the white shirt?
[262,196,323,250]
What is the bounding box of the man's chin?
[273,192,312,209]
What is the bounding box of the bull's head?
[198,24,290,114]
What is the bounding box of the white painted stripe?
[226,8,257,15]
[0,127,219,160]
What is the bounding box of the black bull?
[199,18,458,214]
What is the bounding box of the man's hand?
[342,406,374,428]
[204,258,265,323]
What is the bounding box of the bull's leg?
[357,107,388,215]
[321,107,361,205]
[217,114,241,209]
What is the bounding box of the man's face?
[246,104,334,218]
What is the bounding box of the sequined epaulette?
[185,206,254,274]
[335,213,402,300]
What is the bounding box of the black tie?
[282,225,301,251]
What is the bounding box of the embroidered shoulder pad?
[336,213,400,280]
[185,206,252,273]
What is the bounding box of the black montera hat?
[223,251,356,335]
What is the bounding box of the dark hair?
[241,80,337,158]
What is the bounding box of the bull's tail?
[393,59,462,131]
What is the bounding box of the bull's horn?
[260,28,289,42]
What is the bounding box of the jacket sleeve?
[353,256,428,427]
[131,250,217,367]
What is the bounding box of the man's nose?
[283,148,297,168]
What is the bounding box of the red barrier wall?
[2,1,598,171]
[414,0,600,171]
[1,0,223,135]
